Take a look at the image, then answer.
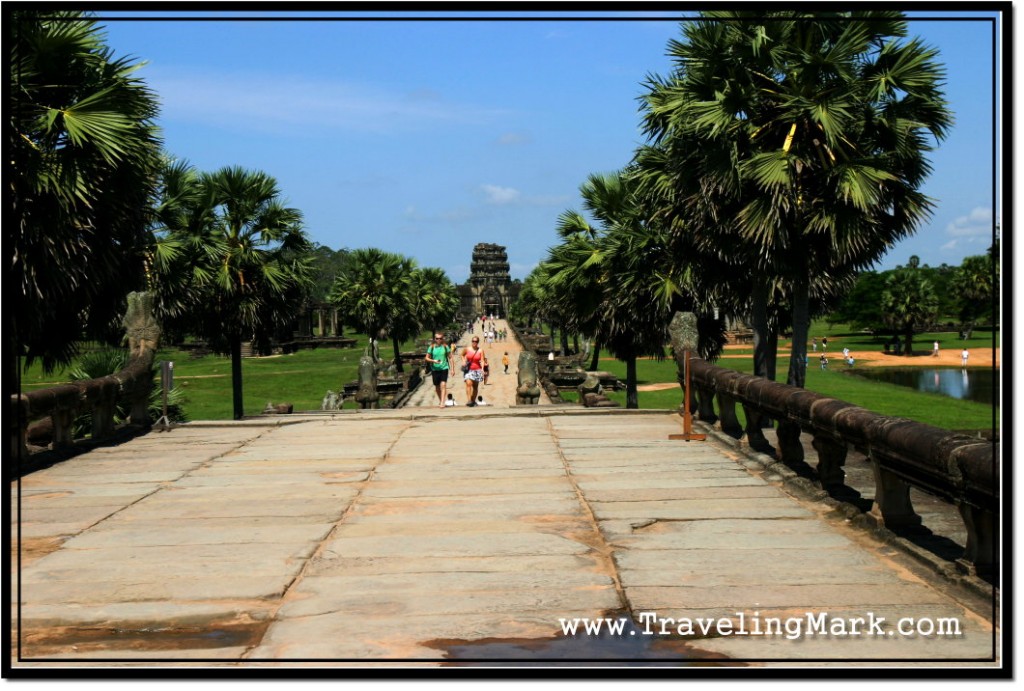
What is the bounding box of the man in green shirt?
[426,332,453,408]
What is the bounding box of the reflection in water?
[845,367,997,406]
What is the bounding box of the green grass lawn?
[20,324,997,431]
[591,356,995,431]
[579,322,998,432]
[20,331,436,420]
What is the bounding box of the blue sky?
[97,8,1003,284]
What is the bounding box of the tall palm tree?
[951,253,998,338]
[150,163,313,419]
[545,170,697,408]
[328,248,415,370]
[880,256,939,356]
[413,267,460,334]
[636,11,952,388]
[10,11,162,375]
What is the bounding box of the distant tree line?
[829,241,999,345]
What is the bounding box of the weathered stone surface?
[10,410,997,669]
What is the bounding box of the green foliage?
[632,10,953,388]
[828,270,891,331]
[149,161,315,350]
[308,244,353,303]
[147,161,315,418]
[67,347,187,437]
[880,256,940,354]
[328,248,457,371]
[951,253,998,329]
[11,10,163,373]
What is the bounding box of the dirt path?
[630,343,999,392]
[718,345,1000,368]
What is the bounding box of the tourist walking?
[502,352,510,374]
[961,348,969,368]
[463,336,487,406]
[933,341,940,357]
[425,332,453,409]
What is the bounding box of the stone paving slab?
[616,549,899,587]
[10,409,997,670]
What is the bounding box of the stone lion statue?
[354,355,379,410]
[516,351,541,405]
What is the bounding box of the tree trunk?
[230,335,244,420]
[589,342,602,372]
[625,355,639,409]
[750,281,771,379]
[766,330,779,383]
[560,326,570,357]
[787,278,811,388]
[392,335,404,372]
[904,329,914,357]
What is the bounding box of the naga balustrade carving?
[672,346,997,581]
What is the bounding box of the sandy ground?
[633,343,1000,392]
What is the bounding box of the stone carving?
[577,372,619,408]
[321,390,343,411]
[515,351,541,405]
[669,311,699,354]
[354,355,379,409]
[122,291,161,358]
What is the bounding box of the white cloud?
[481,184,521,205]
[946,207,993,237]
[148,66,509,134]
[496,132,531,146]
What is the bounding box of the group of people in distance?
[424,332,506,409]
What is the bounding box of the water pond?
[843,367,998,406]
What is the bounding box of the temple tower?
[457,243,521,320]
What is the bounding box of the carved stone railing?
[11,292,160,461]
[677,353,998,581]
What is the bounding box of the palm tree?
[547,216,606,370]
[10,11,162,375]
[509,267,550,330]
[636,11,952,388]
[328,248,415,370]
[951,253,998,338]
[880,256,938,355]
[413,267,460,334]
[150,163,313,419]
[544,170,697,408]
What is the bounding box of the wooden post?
[670,350,706,442]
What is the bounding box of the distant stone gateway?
[457,243,521,320]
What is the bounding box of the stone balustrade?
[678,353,998,580]
[11,292,160,461]
[11,349,157,460]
